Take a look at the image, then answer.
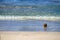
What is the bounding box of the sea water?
[0,0,60,31]
[0,0,60,16]
[0,20,60,32]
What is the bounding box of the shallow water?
[0,20,60,32]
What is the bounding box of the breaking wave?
[0,16,60,21]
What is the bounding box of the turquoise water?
[0,5,60,16]
[0,0,60,16]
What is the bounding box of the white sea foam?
[0,16,60,21]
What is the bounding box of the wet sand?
[0,31,60,40]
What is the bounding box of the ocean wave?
[0,16,60,21]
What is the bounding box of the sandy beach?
[0,31,60,40]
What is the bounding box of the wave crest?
[0,16,60,21]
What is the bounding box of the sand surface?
[0,31,60,40]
